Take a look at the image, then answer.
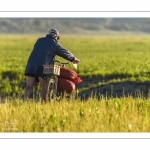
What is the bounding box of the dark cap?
[49,29,60,39]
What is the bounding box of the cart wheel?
[46,75,58,101]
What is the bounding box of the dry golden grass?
[1,97,150,132]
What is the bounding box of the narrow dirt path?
[76,77,150,100]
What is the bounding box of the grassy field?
[1,97,150,132]
[1,34,150,96]
[0,34,150,132]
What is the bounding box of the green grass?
[1,35,150,78]
[1,34,150,132]
[1,97,150,132]
[0,34,150,96]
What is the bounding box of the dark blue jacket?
[25,34,75,77]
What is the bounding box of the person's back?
[27,35,59,65]
[24,29,80,102]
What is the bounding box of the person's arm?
[55,42,80,63]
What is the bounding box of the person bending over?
[24,29,80,101]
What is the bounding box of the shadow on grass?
[77,80,150,100]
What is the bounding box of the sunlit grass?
[0,34,150,97]
[1,97,150,132]
[1,35,150,132]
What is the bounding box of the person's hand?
[72,58,80,64]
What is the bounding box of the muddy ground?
[76,77,150,100]
[20,76,150,100]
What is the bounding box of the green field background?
[0,34,150,95]
[0,34,150,132]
